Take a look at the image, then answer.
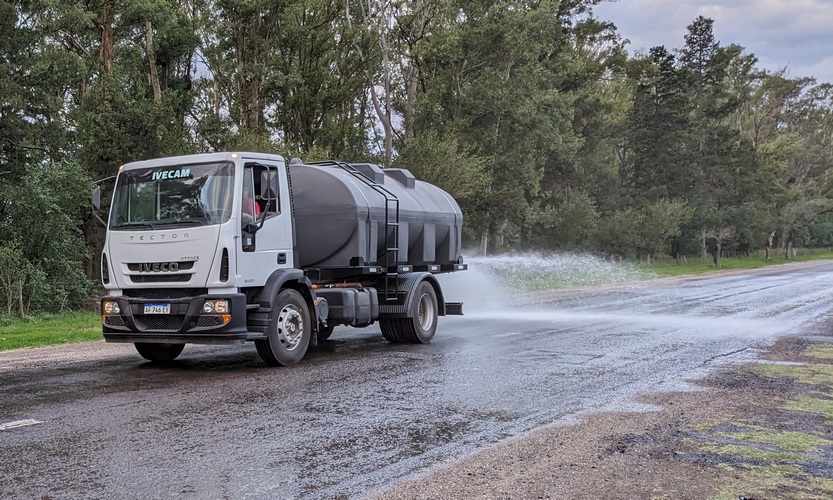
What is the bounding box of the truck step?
[444,302,464,316]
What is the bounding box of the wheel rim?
[276,305,304,351]
[417,292,436,331]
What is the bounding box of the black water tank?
[289,162,463,268]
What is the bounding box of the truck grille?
[197,316,225,327]
[104,316,125,326]
[136,316,184,331]
[130,274,192,283]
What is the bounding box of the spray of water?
[437,252,653,313]
[437,251,785,341]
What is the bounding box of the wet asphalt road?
[2,261,833,499]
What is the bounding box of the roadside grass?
[786,396,833,420]
[807,344,833,361]
[697,343,833,500]
[0,311,101,351]
[756,362,833,386]
[646,251,833,277]
[711,464,833,500]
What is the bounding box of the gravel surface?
[0,341,133,374]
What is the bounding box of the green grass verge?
[0,312,101,351]
[646,251,833,277]
[711,465,833,500]
[699,339,833,500]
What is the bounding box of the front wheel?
[255,289,311,366]
[134,342,185,362]
[380,281,438,344]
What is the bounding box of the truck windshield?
[109,162,234,230]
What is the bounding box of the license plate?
[144,303,171,314]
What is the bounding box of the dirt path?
[374,333,833,500]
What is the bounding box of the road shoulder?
[375,333,833,499]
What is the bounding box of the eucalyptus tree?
[193,0,376,157]
[194,0,291,142]
[406,0,607,251]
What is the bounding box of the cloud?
[593,0,833,83]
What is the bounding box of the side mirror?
[260,171,279,201]
[91,186,107,227]
[92,186,101,211]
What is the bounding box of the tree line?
[1,0,832,315]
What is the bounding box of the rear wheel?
[134,343,185,362]
[380,281,438,344]
[255,289,311,366]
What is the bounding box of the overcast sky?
[592,0,833,85]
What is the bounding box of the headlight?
[203,300,229,314]
[103,301,120,314]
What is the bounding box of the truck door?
[236,162,294,286]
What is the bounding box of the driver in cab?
[242,183,260,223]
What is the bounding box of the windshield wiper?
[110,221,159,230]
[152,219,206,227]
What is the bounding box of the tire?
[255,289,311,366]
[380,281,438,344]
[134,342,185,362]
[317,324,335,342]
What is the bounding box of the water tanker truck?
[92,152,467,366]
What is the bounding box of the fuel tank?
[288,162,463,269]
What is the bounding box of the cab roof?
[120,152,287,171]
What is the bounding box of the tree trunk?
[403,59,419,141]
[480,229,489,256]
[765,230,776,260]
[17,281,25,317]
[146,21,162,104]
[369,84,392,166]
[97,0,115,104]
[100,0,115,78]
[713,240,722,268]
[213,79,220,117]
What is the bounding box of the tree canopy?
[2,0,832,315]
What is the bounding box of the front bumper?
[101,293,255,345]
